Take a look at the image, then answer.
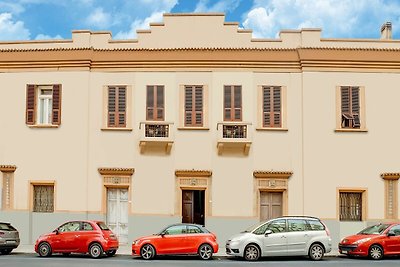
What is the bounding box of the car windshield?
[358,224,390,235]
[96,222,110,230]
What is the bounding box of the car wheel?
[1,249,12,255]
[89,243,103,259]
[244,244,260,261]
[38,242,52,257]
[309,243,324,261]
[106,250,116,257]
[369,245,383,260]
[140,244,155,260]
[198,244,213,260]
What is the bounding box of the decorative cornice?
[253,171,293,179]
[98,168,135,176]
[175,170,212,177]
[381,173,400,180]
[0,165,17,172]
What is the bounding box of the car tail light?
[321,222,330,236]
[211,233,217,241]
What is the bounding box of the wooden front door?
[107,188,129,244]
[182,190,205,225]
[260,191,283,221]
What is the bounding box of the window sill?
[101,127,133,131]
[256,127,288,131]
[27,124,59,128]
[177,127,210,131]
[335,128,368,133]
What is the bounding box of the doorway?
[106,188,129,244]
[182,190,205,225]
[260,191,283,221]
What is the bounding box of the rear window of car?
[306,220,325,231]
[0,223,16,231]
[96,222,110,230]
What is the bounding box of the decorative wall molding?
[98,167,135,176]
[0,165,17,172]
[253,171,293,179]
[381,173,400,180]
[175,170,212,177]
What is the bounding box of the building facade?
[0,14,399,248]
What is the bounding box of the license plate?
[6,240,16,244]
[342,250,348,254]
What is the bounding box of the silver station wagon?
[226,216,332,261]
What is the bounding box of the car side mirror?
[160,232,165,237]
[265,230,273,236]
[53,229,59,235]
[387,232,395,237]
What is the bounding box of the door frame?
[253,171,292,221]
[175,170,212,222]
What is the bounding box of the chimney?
[380,22,392,39]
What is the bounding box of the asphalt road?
[1,253,400,267]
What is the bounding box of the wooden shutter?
[341,87,351,115]
[234,86,242,120]
[26,84,36,125]
[351,87,360,128]
[224,85,242,121]
[224,86,232,121]
[52,84,61,125]
[108,87,116,127]
[263,86,281,127]
[184,85,203,126]
[273,87,281,127]
[118,87,126,127]
[146,85,164,121]
[156,86,164,120]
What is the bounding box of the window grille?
[223,124,247,138]
[340,192,362,221]
[145,124,169,137]
[33,185,54,212]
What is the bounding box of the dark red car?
[132,223,218,260]
[35,220,118,258]
[339,223,400,260]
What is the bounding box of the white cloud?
[85,7,112,29]
[0,12,30,40]
[114,11,164,39]
[243,0,400,38]
[195,0,241,13]
[35,33,62,40]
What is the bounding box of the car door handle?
[75,235,80,238]
[281,236,287,238]
[304,234,309,237]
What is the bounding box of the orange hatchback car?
[35,220,118,258]
[132,223,218,260]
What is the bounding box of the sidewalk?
[13,244,339,257]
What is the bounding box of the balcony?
[139,121,174,154]
[217,122,252,155]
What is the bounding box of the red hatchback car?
[132,223,218,260]
[35,220,118,258]
[339,223,400,260]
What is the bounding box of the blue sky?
[0,0,399,41]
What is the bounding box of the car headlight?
[132,240,139,245]
[353,237,372,244]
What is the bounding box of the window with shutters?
[184,85,203,127]
[32,184,54,213]
[336,86,366,131]
[146,85,164,121]
[224,85,242,121]
[107,86,127,127]
[25,84,62,126]
[339,190,365,221]
[262,86,282,128]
